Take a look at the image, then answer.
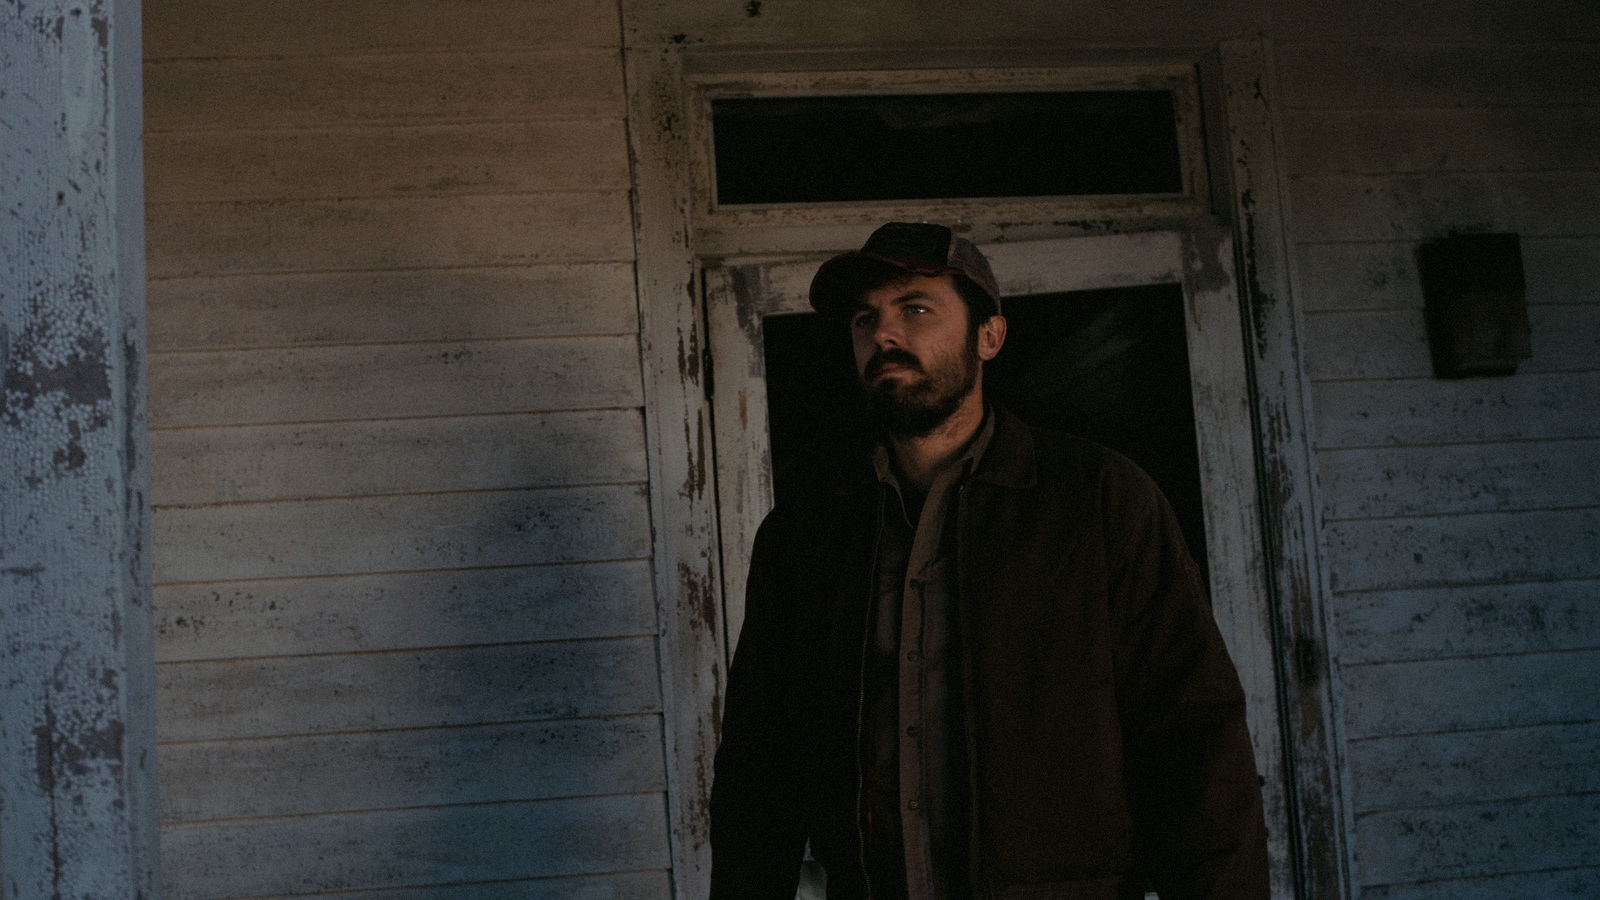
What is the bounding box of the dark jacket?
[710,408,1270,900]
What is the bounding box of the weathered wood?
[160,715,665,821]
[145,0,619,58]
[1304,304,1599,381]
[145,192,634,278]
[1339,648,1600,739]
[216,872,674,900]
[1283,106,1600,176]
[156,637,662,742]
[1352,793,1600,888]
[1319,439,1600,520]
[147,263,639,351]
[151,410,647,505]
[1334,577,1600,665]
[153,484,651,583]
[1296,237,1600,312]
[1326,508,1600,593]
[146,120,630,203]
[1277,43,1600,109]
[145,50,625,131]
[148,336,643,429]
[160,793,671,900]
[1290,172,1600,243]
[1271,0,1600,41]
[153,560,654,663]
[1312,370,1600,448]
[1361,865,1600,900]
[1347,721,1600,813]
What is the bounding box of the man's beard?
[862,337,980,438]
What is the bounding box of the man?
[710,222,1270,900]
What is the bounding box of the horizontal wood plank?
[1319,439,1600,520]
[1347,721,1600,813]
[148,263,638,351]
[160,793,669,900]
[157,637,661,742]
[145,0,619,59]
[151,410,647,506]
[1312,371,1600,448]
[1290,172,1600,243]
[1353,793,1600,888]
[153,560,654,663]
[1334,578,1600,665]
[1283,106,1600,176]
[148,336,643,429]
[1271,0,1600,42]
[1325,508,1600,593]
[1361,865,1600,900]
[154,485,650,583]
[145,192,633,278]
[146,120,629,203]
[145,51,624,131]
[1277,43,1600,109]
[1295,237,1600,312]
[1339,648,1600,739]
[160,716,665,821]
[1305,305,1599,381]
[208,872,673,900]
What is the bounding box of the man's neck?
[887,390,986,492]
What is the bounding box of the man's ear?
[977,315,1007,361]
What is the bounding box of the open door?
[703,223,1293,897]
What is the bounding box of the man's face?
[850,274,998,437]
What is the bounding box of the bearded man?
[709,222,1270,900]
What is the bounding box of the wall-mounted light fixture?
[1418,233,1532,378]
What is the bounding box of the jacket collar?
[967,405,1037,489]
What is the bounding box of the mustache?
[864,348,922,380]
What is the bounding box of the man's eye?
[852,314,874,329]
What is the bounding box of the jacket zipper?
[854,483,886,900]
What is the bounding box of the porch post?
[0,0,161,897]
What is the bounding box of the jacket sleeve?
[708,509,809,900]
[1102,459,1271,900]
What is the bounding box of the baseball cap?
[809,222,1003,318]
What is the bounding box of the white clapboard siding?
[219,873,674,900]
[160,794,671,900]
[153,561,655,663]
[146,120,630,203]
[1311,370,1600,448]
[160,716,666,821]
[1272,0,1597,42]
[1360,866,1600,900]
[1290,172,1600,243]
[1304,304,1599,380]
[1325,508,1600,593]
[151,411,647,505]
[1335,578,1600,665]
[145,192,634,278]
[1284,106,1600,176]
[147,264,638,351]
[1353,794,1600,888]
[145,0,619,58]
[157,638,661,743]
[1319,438,1600,520]
[144,50,625,131]
[1346,721,1600,813]
[1277,43,1600,108]
[149,337,642,429]
[1296,237,1600,312]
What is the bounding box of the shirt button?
[906,650,921,662]
[907,799,921,811]
[906,725,920,737]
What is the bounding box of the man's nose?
[872,318,903,348]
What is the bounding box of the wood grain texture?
[1289,172,1600,243]
[151,410,647,505]
[1277,43,1600,109]
[145,0,620,59]
[1360,865,1600,900]
[1325,508,1600,593]
[1270,0,1600,41]
[145,192,634,278]
[203,872,674,900]
[156,637,662,742]
[160,793,671,900]
[1296,237,1600,312]
[1283,106,1600,176]
[1339,649,1600,739]
[1319,439,1600,520]
[148,336,643,429]
[1347,721,1600,813]
[146,120,630,203]
[154,485,651,583]
[147,263,638,351]
[160,716,665,821]
[153,560,654,663]
[1352,793,1600,888]
[145,50,625,131]
[1304,305,1600,381]
[1334,578,1600,665]
[1312,371,1600,448]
